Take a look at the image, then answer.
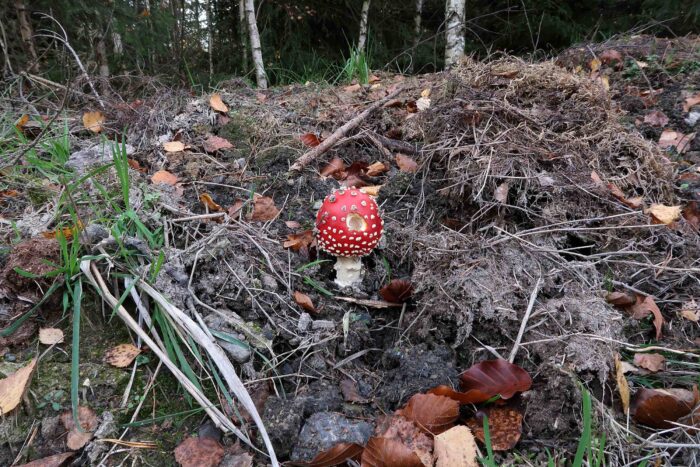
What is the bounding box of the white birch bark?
[444,0,465,69]
[357,0,371,51]
[244,0,267,88]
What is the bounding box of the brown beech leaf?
[151,170,179,186]
[459,359,532,402]
[366,161,388,177]
[433,425,478,467]
[320,157,345,178]
[283,230,315,252]
[645,203,682,225]
[466,406,523,451]
[127,159,146,172]
[0,358,37,414]
[658,129,695,153]
[395,153,418,173]
[683,202,700,231]
[249,195,279,221]
[203,135,233,153]
[615,353,630,414]
[377,416,433,466]
[209,93,229,113]
[39,328,64,345]
[680,300,699,322]
[643,110,669,127]
[340,378,366,403]
[300,133,322,147]
[599,49,623,66]
[606,291,636,307]
[61,406,98,450]
[290,443,363,467]
[199,193,223,212]
[398,393,459,435]
[294,291,316,313]
[607,183,643,209]
[163,141,186,152]
[16,451,75,467]
[174,436,225,467]
[631,388,697,428]
[379,280,413,304]
[285,220,302,229]
[104,343,141,368]
[633,353,666,373]
[683,93,700,113]
[361,437,423,467]
[82,111,105,133]
[628,295,664,340]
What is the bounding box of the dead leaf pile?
[174,436,225,467]
[606,292,664,339]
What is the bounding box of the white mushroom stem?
[334,256,363,288]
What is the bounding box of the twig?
[508,276,542,363]
[288,87,404,173]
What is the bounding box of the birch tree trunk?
[238,0,249,73]
[244,0,267,89]
[96,36,110,80]
[410,0,424,72]
[14,0,39,72]
[444,0,465,69]
[357,0,371,51]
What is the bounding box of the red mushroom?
[315,187,383,287]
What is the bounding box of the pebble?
[298,312,312,332]
[4,353,16,362]
[311,320,335,331]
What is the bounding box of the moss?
[219,112,258,149]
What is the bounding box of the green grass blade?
[70,279,83,431]
[573,389,592,467]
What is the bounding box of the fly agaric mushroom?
[315,187,383,287]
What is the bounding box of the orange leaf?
[320,157,345,178]
[366,162,389,177]
[628,295,664,340]
[199,193,223,212]
[288,443,363,467]
[61,406,98,450]
[633,353,665,373]
[615,353,630,414]
[203,135,233,153]
[15,114,29,130]
[127,159,146,172]
[683,93,700,113]
[632,388,696,428]
[459,359,532,401]
[0,189,20,198]
[250,195,279,221]
[605,291,636,307]
[293,291,316,313]
[606,183,643,209]
[16,451,75,467]
[376,415,433,466]
[599,49,623,66]
[466,406,523,451]
[174,436,225,467]
[379,279,413,304]
[42,221,84,240]
[395,154,418,173]
[683,202,700,230]
[300,133,322,147]
[283,230,315,252]
[399,393,459,435]
[0,358,36,414]
[361,437,423,467]
[82,111,105,133]
[209,93,229,113]
[104,343,141,368]
[151,170,178,186]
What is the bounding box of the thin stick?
[508,276,542,363]
[288,87,404,173]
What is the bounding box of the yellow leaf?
[614,354,630,414]
[590,58,601,73]
[420,88,431,98]
[104,344,141,368]
[209,93,229,113]
[360,185,382,197]
[199,193,223,212]
[434,425,478,467]
[82,111,105,133]
[163,141,186,152]
[39,328,64,345]
[15,114,29,130]
[0,358,37,414]
[644,203,682,225]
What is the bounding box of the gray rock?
[66,143,135,174]
[261,274,278,291]
[291,412,373,462]
[86,412,117,464]
[259,397,304,459]
[218,339,251,363]
[83,223,109,245]
[311,320,335,331]
[298,312,312,332]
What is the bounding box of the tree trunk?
[410,0,424,72]
[444,0,465,69]
[238,0,249,74]
[357,0,371,51]
[244,0,267,89]
[96,36,110,80]
[207,0,214,80]
[14,0,39,72]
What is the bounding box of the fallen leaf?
[360,185,382,197]
[174,436,225,467]
[492,69,519,79]
[41,221,83,240]
[680,300,699,322]
[658,129,695,153]
[320,157,345,178]
[366,161,388,177]
[163,141,186,152]
[209,93,229,113]
[379,279,413,304]
[0,189,19,199]
[628,295,664,340]
[300,133,322,148]
[433,425,478,467]
[590,170,605,187]
[82,111,105,133]
[61,406,98,450]
[632,387,697,428]
[606,291,636,307]
[199,193,223,212]
[494,182,509,203]
[290,443,363,466]
[645,203,682,225]
[615,354,631,414]
[343,83,362,93]
[376,415,433,466]
[285,220,302,229]
[0,358,36,414]
[228,200,244,218]
[39,328,64,345]
[633,353,665,373]
[683,93,700,113]
[599,49,623,66]
[250,195,279,221]
[683,202,700,230]
[395,154,418,173]
[203,135,233,153]
[293,291,316,313]
[459,359,532,401]
[104,343,141,368]
[16,452,75,467]
[361,437,423,467]
[643,110,669,127]
[406,100,418,113]
[416,96,431,111]
[589,58,601,73]
[340,379,366,403]
[127,159,146,172]
[283,230,315,252]
[466,406,523,451]
[399,393,459,434]
[151,170,179,186]
[606,183,643,209]
[15,114,29,130]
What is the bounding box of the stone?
[298,312,312,332]
[291,412,373,462]
[311,320,335,331]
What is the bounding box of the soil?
[1,34,699,466]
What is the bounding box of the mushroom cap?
[315,187,383,257]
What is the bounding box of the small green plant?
[37,389,66,411]
[340,47,370,84]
